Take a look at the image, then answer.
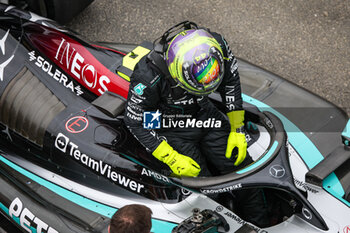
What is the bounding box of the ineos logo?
[81,64,97,88]
[54,38,110,95]
[269,165,285,178]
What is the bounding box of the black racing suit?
[124,32,245,175]
[124,32,269,227]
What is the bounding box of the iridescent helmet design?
[165,28,224,96]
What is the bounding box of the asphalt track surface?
[67,0,350,116]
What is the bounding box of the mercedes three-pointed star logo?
[269,165,286,178]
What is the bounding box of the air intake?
[0,67,66,146]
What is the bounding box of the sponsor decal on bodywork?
[55,133,144,193]
[54,38,110,95]
[9,197,59,233]
[28,51,84,96]
[287,142,320,194]
[200,183,242,194]
[141,168,170,183]
[224,211,268,233]
[26,28,130,98]
[293,178,319,194]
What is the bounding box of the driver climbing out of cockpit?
[124,21,269,227]
[125,21,248,177]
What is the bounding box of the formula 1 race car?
[0,4,349,233]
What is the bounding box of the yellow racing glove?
[225,110,247,166]
[152,140,201,177]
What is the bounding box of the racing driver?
[124,22,269,227]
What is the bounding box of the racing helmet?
[165,29,224,96]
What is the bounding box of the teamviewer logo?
[143,110,161,129]
[55,133,69,153]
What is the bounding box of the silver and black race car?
[0,4,349,233]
